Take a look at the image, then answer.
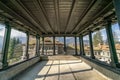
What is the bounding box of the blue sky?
[0,23,120,41]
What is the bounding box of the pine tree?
[93,31,103,46]
[8,37,16,59]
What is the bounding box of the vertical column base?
[110,61,120,68]
[91,56,95,59]
[2,62,8,69]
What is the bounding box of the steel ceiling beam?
[54,0,60,34]
[0,1,42,35]
[16,0,48,34]
[37,0,55,34]
[64,0,76,34]
[70,0,97,34]
[77,2,113,35]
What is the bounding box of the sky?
[0,23,120,41]
[0,24,26,37]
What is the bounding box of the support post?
[38,36,40,56]
[42,37,44,55]
[2,21,11,69]
[75,36,78,55]
[113,0,120,27]
[89,31,95,59]
[80,35,85,56]
[79,36,82,56]
[105,19,120,68]
[64,36,66,54]
[53,36,55,55]
[25,32,29,59]
[36,35,40,56]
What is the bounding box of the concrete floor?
[13,57,108,80]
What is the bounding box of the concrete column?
[113,0,120,27]
[2,21,11,69]
[89,31,95,59]
[105,19,120,68]
[53,36,55,55]
[42,37,44,55]
[75,36,78,55]
[64,36,66,54]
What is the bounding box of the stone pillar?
[105,19,120,68]
[2,21,11,69]
[75,36,78,55]
[89,31,95,59]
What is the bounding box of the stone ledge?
[0,57,40,80]
[81,57,120,80]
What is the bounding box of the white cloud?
[0,28,5,37]
[11,29,26,38]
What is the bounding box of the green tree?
[8,37,16,59]
[93,31,103,46]
[8,37,21,59]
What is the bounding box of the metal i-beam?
[0,1,42,35]
[113,0,120,28]
[36,35,40,56]
[71,0,96,34]
[53,36,55,55]
[26,32,30,59]
[79,36,82,55]
[75,36,78,55]
[105,19,120,68]
[89,31,95,59]
[39,36,41,56]
[65,0,76,34]
[77,1,113,35]
[64,36,66,54]
[37,0,55,34]
[80,35,85,56]
[2,21,11,69]
[54,0,60,34]
[42,37,44,55]
[16,0,48,34]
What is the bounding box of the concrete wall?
[81,57,120,80]
[0,57,40,80]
